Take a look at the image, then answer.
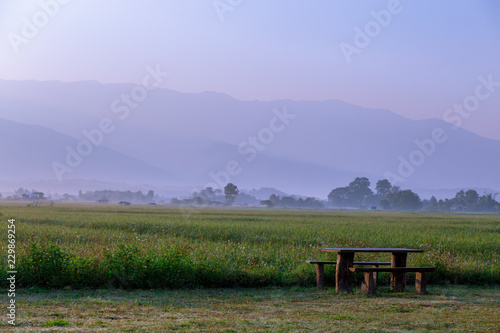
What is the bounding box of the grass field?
[1,285,499,332]
[0,203,500,331]
[1,203,499,289]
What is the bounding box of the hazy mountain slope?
[1,79,499,195]
[0,118,175,184]
[183,141,365,195]
[0,118,361,196]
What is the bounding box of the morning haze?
[2,2,500,331]
[1,0,499,201]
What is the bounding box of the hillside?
[1,79,499,197]
[0,118,175,185]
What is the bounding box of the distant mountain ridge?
[0,118,175,185]
[1,79,499,197]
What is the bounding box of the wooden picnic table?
[319,248,424,292]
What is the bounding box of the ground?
[1,285,499,332]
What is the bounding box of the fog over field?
[1,1,499,200]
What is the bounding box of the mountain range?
[1,79,499,199]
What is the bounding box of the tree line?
[169,178,499,212]
[328,177,500,212]
[6,179,499,212]
[78,190,155,203]
[260,194,323,209]
[171,183,244,206]
[171,183,323,209]
[426,190,499,212]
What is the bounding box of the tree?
[390,185,401,193]
[454,190,466,205]
[385,189,422,210]
[224,183,239,203]
[281,196,296,207]
[170,198,182,205]
[328,186,352,207]
[304,197,324,209]
[14,187,30,197]
[376,179,392,197]
[269,194,280,206]
[328,177,374,208]
[234,193,259,206]
[348,177,373,207]
[465,189,479,208]
[476,193,498,211]
[380,198,391,210]
[374,179,394,209]
[260,199,274,208]
[199,187,216,203]
[425,195,438,210]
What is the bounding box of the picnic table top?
[319,248,424,253]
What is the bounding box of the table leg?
[336,252,354,292]
[391,252,407,292]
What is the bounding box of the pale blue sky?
[1,0,499,139]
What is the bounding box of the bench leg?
[371,264,379,287]
[361,272,376,295]
[415,272,428,294]
[315,263,325,289]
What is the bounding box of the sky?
[1,0,499,140]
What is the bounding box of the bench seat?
[349,266,435,294]
[349,267,435,273]
[306,261,391,265]
[306,260,391,289]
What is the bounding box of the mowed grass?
[1,285,500,332]
[0,203,499,289]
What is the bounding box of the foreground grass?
[1,285,499,332]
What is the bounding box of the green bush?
[21,243,70,288]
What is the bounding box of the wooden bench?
[349,267,435,294]
[306,260,391,289]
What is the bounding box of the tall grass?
[0,204,499,289]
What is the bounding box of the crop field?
[0,203,499,331]
[1,203,499,289]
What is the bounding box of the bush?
[21,243,70,288]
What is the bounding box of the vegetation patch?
[42,319,70,327]
[0,204,499,289]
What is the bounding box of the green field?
[1,203,500,331]
[1,203,499,289]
